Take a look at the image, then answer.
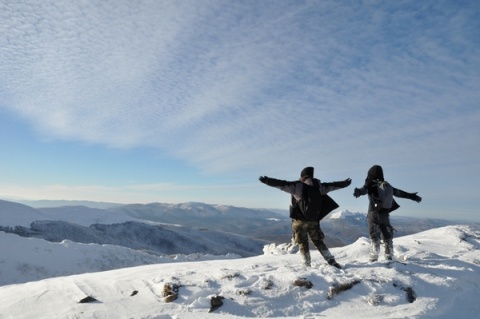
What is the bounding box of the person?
[353,165,422,262]
[259,166,351,269]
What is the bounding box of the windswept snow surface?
[1,225,479,318]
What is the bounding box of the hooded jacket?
[357,165,414,213]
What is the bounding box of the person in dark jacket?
[353,165,422,261]
[259,167,351,269]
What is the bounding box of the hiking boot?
[369,252,379,262]
[328,259,342,269]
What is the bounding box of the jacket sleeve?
[393,187,422,202]
[320,178,351,194]
[260,177,303,198]
[354,185,368,197]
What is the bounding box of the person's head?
[367,165,384,182]
[300,166,314,181]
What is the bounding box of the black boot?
[328,259,342,269]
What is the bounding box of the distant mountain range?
[1,198,479,288]
[1,199,475,251]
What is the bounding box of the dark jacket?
[355,165,420,213]
[260,176,350,221]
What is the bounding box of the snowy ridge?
[0,231,242,286]
[0,225,479,318]
[328,210,365,220]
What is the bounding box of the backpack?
[372,180,394,211]
[296,180,323,221]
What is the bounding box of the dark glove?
[343,178,352,187]
[353,188,362,198]
[410,192,422,203]
[259,176,268,184]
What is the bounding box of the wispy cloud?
[1,0,479,177]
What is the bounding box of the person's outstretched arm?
[393,187,422,202]
[353,179,368,198]
[321,178,352,194]
[259,176,302,197]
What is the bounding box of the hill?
[0,225,479,318]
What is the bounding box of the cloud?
[0,0,479,177]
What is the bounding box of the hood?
[300,167,314,178]
[367,165,384,182]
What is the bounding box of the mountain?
[109,202,290,241]
[2,220,267,258]
[1,199,469,250]
[0,199,49,227]
[15,199,122,209]
[0,225,479,318]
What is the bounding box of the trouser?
[292,219,334,266]
[368,211,394,260]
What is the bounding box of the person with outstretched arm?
[353,165,422,262]
[259,166,351,269]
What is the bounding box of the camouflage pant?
[368,211,394,260]
[292,219,334,266]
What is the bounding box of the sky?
[0,0,479,221]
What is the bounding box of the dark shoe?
[328,259,342,269]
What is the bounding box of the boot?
[302,251,311,267]
[328,258,342,269]
[370,241,380,262]
[384,239,394,261]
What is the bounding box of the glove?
[259,176,268,184]
[343,178,352,187]
[353,188,361,198]
[410,192,422,203]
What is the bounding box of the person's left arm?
[319,178,352,194]
[393,187,422,202]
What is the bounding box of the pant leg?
[378,213,394,259]
[368,211,381,261]
[292,219,311,266]
[306,221,334,262]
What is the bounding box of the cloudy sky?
[0,0,479,221]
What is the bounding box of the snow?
[1,199,479,318]
[1,225,479,318]
[329,210,365,220]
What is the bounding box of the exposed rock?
[78,296,98,303]
[293,278,313,289]
[163,283,180,303]
[327,279,361,300]
[209,295,224,312]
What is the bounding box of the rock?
[78,296,98,303]
[209,295,224,313]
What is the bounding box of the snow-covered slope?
[0,200,49,227]
[0,232,242,286]
[0,225,479,318]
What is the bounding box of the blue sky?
[0,0,479,221]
